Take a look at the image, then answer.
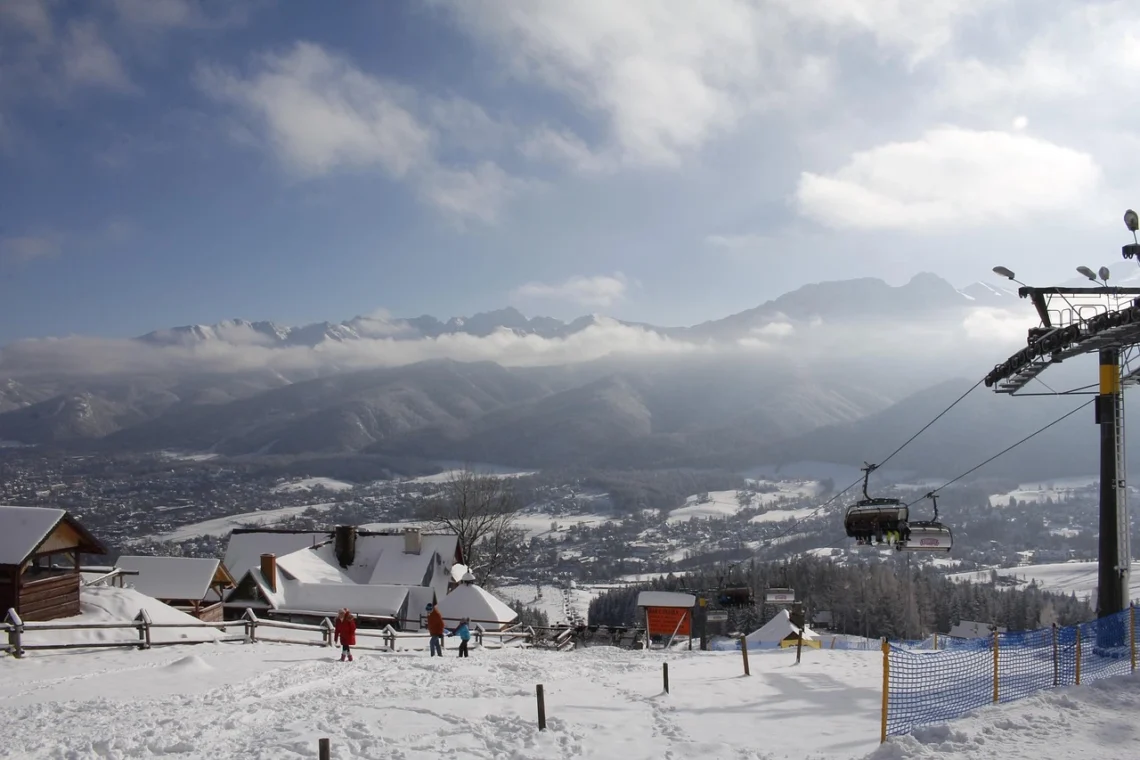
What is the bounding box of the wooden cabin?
[113,556,236,622]
[0,506,107,622]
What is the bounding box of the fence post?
[243,608,258,644]
[880,638,889,744]
[1131,603,1136,673]
[796,630,804,664]
[1051,623,1059,687]
[475,623,485,647]
[1075,625,1082,685]
[536,684,546,730]
[134,609,152,650]
[318,737,330,760]
[992,629,999,704]
[933,632,938,650]
[6,608,24,659]
[663,662,670,694]
[739,635,750,676]
[320,617,334,647]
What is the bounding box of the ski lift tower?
[984,210,1140,632]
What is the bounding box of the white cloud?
[0,0,53,43]
[705,234,776,253]
[795,128,1103,231]
[0,234,62,263]
[0,304,1029,378]
[197,41,522,223]
[196,42,431,178]
[430,0,832,169]
[511,274,629,309]
[60,20,135,93]
[417,162,535,226]
[771,0,1001,64]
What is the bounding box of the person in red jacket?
[334,608,357,662]
[426,603,445,657]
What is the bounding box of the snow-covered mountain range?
[131,273,1015,350]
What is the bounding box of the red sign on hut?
[637,591,696,649]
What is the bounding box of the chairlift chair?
[764,587,795,605]
[717,586,754,608]
[895,493,954,553]
[844,463,909,546]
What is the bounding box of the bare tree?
[418,466,527,588]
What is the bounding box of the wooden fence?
[2,607,555,658]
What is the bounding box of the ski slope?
[2,635,1137,758]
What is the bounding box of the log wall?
[18,573,80,621]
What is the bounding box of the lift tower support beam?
[1096,348,1131,620]
[983,280,1140,636]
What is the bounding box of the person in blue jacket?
[450,617,471,658]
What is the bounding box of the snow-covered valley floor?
[1,642,1137,759]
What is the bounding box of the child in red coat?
[334,608,357,662]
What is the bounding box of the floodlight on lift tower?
[982,211,1140,643]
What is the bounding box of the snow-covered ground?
[986,475,1140,507]
[958,560,1140,601]
[948,560,1140,604]
[3,631,1137,759]
[158,450,220,462]
[869,673,1140,760]
[146,502,336,542]
[406,466,538,484]
[363,512,613,542]
[270,477,355,493]
[666,481,822,524]
[496,583,603,626]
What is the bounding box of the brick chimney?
[403,526,422,554]
[334,525,357,568]
[260,553,277,593]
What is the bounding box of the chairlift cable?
[756,375,987,548]
[903,397,1096,507]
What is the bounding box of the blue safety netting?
[885,608,1135,737]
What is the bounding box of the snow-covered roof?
[745,609,819,643]
[437,584,518,628]
[281,583,410,619]
[0,505,105,566]
[637,591,696,608]
[114,556,233,602]
[227,529,462,622]
[222,530,326,579]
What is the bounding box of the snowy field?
[666,481,822,524]
[405,465,537,484]
[985,475,1140,507]
[3,635,1138,759]
[496,583,603,626]
[146,502,336,542]
[363,512,613,542]
[270,477,355,493]
[948,561,1140,604]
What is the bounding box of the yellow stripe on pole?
[1101,363,1120,394]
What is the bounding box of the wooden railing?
[3,607,542,658]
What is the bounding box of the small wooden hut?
[114,556,236,621]
[0,506,107,621]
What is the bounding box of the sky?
[1,0,1139,345]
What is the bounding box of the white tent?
[436,584,518,631]
[745,608,819,645]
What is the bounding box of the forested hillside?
[588,557,1092,640]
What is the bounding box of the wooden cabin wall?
[19,572,80,621]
